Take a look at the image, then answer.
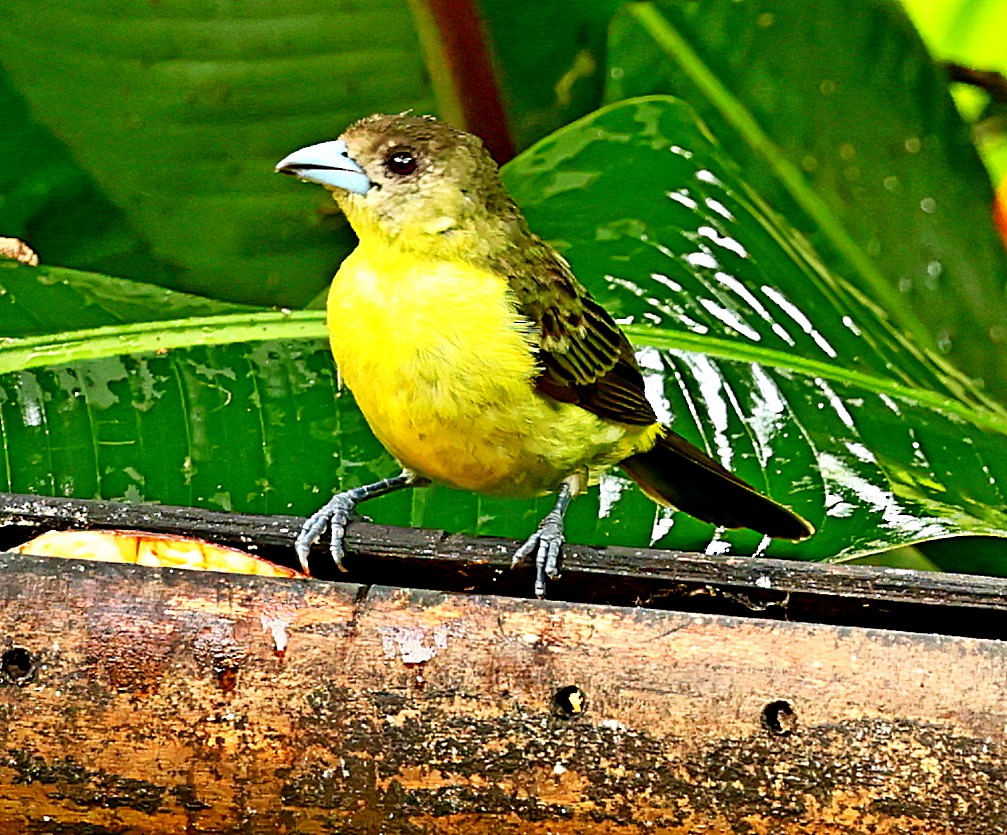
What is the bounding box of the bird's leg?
[295,471,430,574]
[513,477,578,598]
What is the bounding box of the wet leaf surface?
[605,1,1007,399]
[1,98,1005,568]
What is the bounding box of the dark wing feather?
[499,239,657,426]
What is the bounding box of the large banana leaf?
[604,0,1007,401]
[0,0,437,307]
[0,262,254,337]
[4,0,1005,408]
[2,97,1006,568]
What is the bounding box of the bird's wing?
[502,240,657,426]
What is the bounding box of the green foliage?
[605,1,1007,401]
[1,1,1006,573]
[477,0,625,147]
[0,0,436,306]
[0,261,253,338]
[901,0,1007,184]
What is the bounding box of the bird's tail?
[620,430,814,541]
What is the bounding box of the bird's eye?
[386,149,417,176]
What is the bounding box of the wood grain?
[1,548,1006,834]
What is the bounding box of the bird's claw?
[514,512,565,598]
[294,492,359,574]
[294,473,422,576]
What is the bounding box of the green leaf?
[900,0,1007,185]
[0,261,255,338]
[0,70,180,283]
[0,0,438,307]
[916,535,1007,577]
[2,97,1006,570]
[902,0,1007,69]
[604,0,1007,400]
[476,0,625,149]
[0,311,323,376]
[0,338,336,515]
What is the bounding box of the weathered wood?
[2,492,1007,637]
[3,491,1007,832]
[1,551,1007,834]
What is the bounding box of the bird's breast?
[328,244,538,405]
[326,244,570,494]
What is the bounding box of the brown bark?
[2,534,1006,833]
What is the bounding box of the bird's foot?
[295,491,360,574]
[513,507,566,599]
[513,480,576,598]
[294,472,426,575]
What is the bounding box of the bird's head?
[276,114,522,256]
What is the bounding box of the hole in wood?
[1,647,36,686]
[215,664,239,695]
[553,685,587,717]
[762,699,797,736]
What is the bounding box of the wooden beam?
[3,492,1007,831]
[3,492,1007,637]
[0,552,1005,833]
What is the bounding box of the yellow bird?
[276,114,813,596]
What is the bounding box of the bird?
[276,113,813,597]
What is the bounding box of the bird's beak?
[275,140,372,195]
